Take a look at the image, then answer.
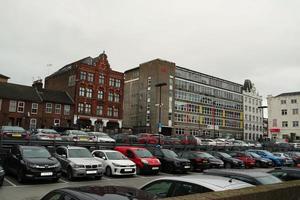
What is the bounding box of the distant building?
[268,92,300,142]
[0,79,74,130]
[263,118,268,138]
[124,59,244,139]
[45,52,124,133]
[0,74,9,83]
[242,80,264,141]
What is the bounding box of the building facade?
[267,92,300,142]
[45,52,124,133]
[0,78,74,130]
[124,59,244,139]
[242,80,264,141]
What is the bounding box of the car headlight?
[112,163,121,167]
[28,163,38,168]
[0,169,4,173]
[97,164,102,168]
[73,164,85,168]
[156,159,161,164]
[141,159,149,164]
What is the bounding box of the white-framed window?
[113,108,119,117]
[98,90,104,100]
[87,73,94,82]
[115,79,121,88]
[31,103,38,114]
[114,93,120,102]
[29,118,37,130]
[85,104,91,114]
[79,87,85,96]
[99,74,105,84]
[80,71,86,80]
[109,78,114,86]
[86,88,92,98]
[282,121,288,127]
[45,103,52,113]
[9,100,17,112]
[17,101,25,113]
[108,92,113,101]
[54,119,60,126]
[64,105,70,115]
[293,121,299,127]
[96,105,103,115]
[78,103,84,113]
[55,104,61,114]
[107,107,113,116]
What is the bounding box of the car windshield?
[69,130,87,135]
[249,152,261,158]
[262,151,274,156]
[40,129,58,134]
[256,175,282,184]
[161,149,178,158]
[69,149,92,158]
[134,149,153,158]
[219,152,232,158]
[106,151,128,160]
[22,148,51,158]
[89,132,110,138]
[198,152,214,158]
[2,126,25,132]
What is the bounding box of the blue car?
[248,150,284,167]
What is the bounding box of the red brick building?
[45,52,124,133]
[0,78,74,130]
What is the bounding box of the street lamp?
[155,82,167,146]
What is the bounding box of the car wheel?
[105,167,112,177]
[67,168,74,181]
[136,166,141,175]
[225,163,231,169]
[17,169,24,183]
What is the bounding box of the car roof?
[19,145,46,149]
[115,146,147,150]
[94,150,118,153]
[141,175,253,191]
[204,169,273,178]
[60,146,87,150]
[273,167,300,172]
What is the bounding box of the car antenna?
[228,178,233,183]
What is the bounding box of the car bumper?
[72,168,103,178]
[24,168,61,180]
[141,165,160,174]
[112,167,136,175]
[209,163,224,168]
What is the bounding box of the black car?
[148,148,191,173]
[41,186,155,200]
[0,165,4,186]
[204,169,282,185]
[286,152,300,165]
[247,151,273,168]
[209,151,244,169]
[178,151,222,171]
[5,145,61,183]
[269,167,300,181]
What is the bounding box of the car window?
[172,181,213,197]
[126,150,135,158]
[270,171,287,179]
[64,194,77,200]
[56,147,65,156]
[230,176,257,185]
[41,192,63,200]
[141,180,174,198]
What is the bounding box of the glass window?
[55,104,61,114]
[17,101,25,113]
[281,99,286,104]
[107,107,113,116]
[108,92,113,101]
[293,121,299,127]
[172,182,213,197]
[31,103,38,114]
[99,74,105,84]
[115,79,121,88]
[68,148,92,158]
[97,90,104,100]
[78,103,84,113]
[96,106,103,115]
[293,109,298,115]
[29,118,37,130]
[291,99,297,104]
[80,71,86,80]
[22,147,51,158]
[114,93,120,102]
[79,87,85,96]
[113,108,119,117]
[54,119,60,126]
[45,103,52,113]
[282,121,288,127]
[9,100,17,112]
[87,73,94,82]
[64,105,70,115]
[109,78,115,86]
[85,104,91,114]
[141,180,173,198]
[86,88,92,98]
[281,109,287,115]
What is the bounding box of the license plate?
[124,169,132,172]
[203,160,208,163]
[184,166,190,168]
[80,138,88,141]
[12,134,21,137]
[86,170,97,174]
[152,167,159,170]
[41,172,53,176]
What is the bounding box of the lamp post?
[155,82,167,146]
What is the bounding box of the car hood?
[141,157,161,165]
[24,157,59,165]
[172,157,190,163]
[208,157,224,164]
[97,137,115,142]
[68,158,102,165]
[224,157,243,164]
[110,159,135,166]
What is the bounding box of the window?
[114,93,120,102]
[108,92,113,101]
[86,88,92,98]
[45,103,52,113]
[68,75,76,86]
[173,182,213,197]
[17,101,25,113]
[99,74,105,84]
[281,109,287,115]
[115,79,121,88]
[273,119,277,127]
[55,104,61,114]
[54,119,60,126]
[96,106,103,115]
[29,118,37,130]
[31,103,38,114]
[107,107,113,116]
[293,109,299,115]
[293,121,299,127]
[87,73,94,82]
[245,105,247,111]
[85,104,91,114]
[141,180,174,198]
[281,99,286,104]
[113,108,119,117]
[64,105,70,115]
[98,90,104,100]
[79,87,85,96]
[291,99,297,104]
[80,71,86,80]
[78,103,84,113]
[109,78,114,86]
[282,121,288,127]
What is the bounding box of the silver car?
[54,146,103,180]
[61,130,92,142]
[30,129,62,140]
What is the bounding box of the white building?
[242,80,264,141]
[267,92,300,142]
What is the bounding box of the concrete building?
[124,59,244,139]
[267,92,300,142]
[45,52,124,133]
[242,80,264,141]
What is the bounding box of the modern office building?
[45,52,124,133]
[242,80,264,141]
[124,59,244,139]
[267,92,300,142]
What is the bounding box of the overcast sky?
[1,0,300,103]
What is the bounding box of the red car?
[229,151,256,168]
[177,134,197,145]
[137,133,160,144]
[114,146,161,175]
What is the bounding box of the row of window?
[29,118,61,130]
[245,114,263,123]
[244,133,261,141]
[244,96,262,106]
[281,99,298,104]
[281,108,298,115]
[8,100,70,115]
[79,87,120,102]
[79,71,121,88]
[77,103,119,117]
[282,121,299,128]
[245,105,261,114]
[245,124,263,132]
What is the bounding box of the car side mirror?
[16,154,22,159]
[102,157,107,160]
[62,154,67,158]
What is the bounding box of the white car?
[140,175,253,198]
[92,150,136,176]
[233,140,249,147]
[88,132,116,143]
[201,139,217,146]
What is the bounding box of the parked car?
[273,152,294,166]
[215,138,231,146]
[140,175,253,198]
[114,146,161,175]
[41,186,156,200]
[286,152,300,164]
[30,129,62,141]
[87,132,115,143]
[248,150,284,167]
[232,140,249,147]
[209,151,245,169]
[5,145,61,183]
[0,126,29,140]
[148,148,190,173]
[204,169,282,185]
[228,151,256,168]
[163,136,181,145]
[177,134,197,145]
[178,151,223,171]
[0,165,4,186]
[112,134,138,144]
[54,146,103,180]
[269,167,300,181]
[92,150,136,176]
[247,151,273,168]
[60,130,92,142]
[138,133,159,144]
[201,139,217,146]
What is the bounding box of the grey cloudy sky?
[1,0,300,102]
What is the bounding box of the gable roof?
[276,92,300,97]
[38,89,74,104]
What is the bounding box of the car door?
[153,149,166,167]
[171,181,213,197]
[8,146,21,175]
[55,147,69,172]
[141,180,175,198]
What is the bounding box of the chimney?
[0,74,10,83]
[32,79,43,91]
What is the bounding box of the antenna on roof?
[228,178,233,183]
